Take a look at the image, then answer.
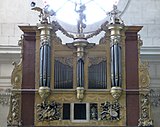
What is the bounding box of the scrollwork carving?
[37,101,62,121]
[52,21,74,39]
[138,93,153,127]
[11,35,23,89]
[7,93,22,126]
[139,61,150,89]
[7,35,23,126]
[100,100,121,121]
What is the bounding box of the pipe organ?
[7,5,153,127]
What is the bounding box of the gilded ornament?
[138,93,153,127]
[37,101,62,121]
[100,100,121,121]
[76,87,85,101]
[38,86,51,101]
[139,61,150,88]
[7,93,22,126]
[7,35,23,126]
[110,87,122,100]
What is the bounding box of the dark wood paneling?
[21,32,36,126]
[125,31,139,126]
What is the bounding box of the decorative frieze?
[100,100,121,121]
[36,101,62,121]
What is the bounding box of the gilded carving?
[110,35,122,46]
[139,61,150,89]
[76,87,85,101]
[100,100,121,121]
[138,33,153,126]
[138,93,153,127]
[7,93,22,126]
[38,87,51,101]
[110,87,122,100]
[37,101,62,121]
[7,35,23,126]
[90,103,98,120]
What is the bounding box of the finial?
[108,5,123,25]
[75,3,87,37]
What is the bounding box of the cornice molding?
[141,46,160,55]
[0,45,20,54]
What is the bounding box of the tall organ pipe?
[38,24,52,88]
[110,36,122,87]
[77,58,84,87]
[40,42,51,87]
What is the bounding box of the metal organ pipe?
[38,24,52,88]
[108,24,123,88]
[110,37,122,87]
[77,58,84,87]
[40,42,51,87]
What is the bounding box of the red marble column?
[125,26,142,126]
[21,29,36,126]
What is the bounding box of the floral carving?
[138,93,153,127]
[100,100,121,121]
[7,93,21,126]
[37,101,62,121]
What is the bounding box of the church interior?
[0,0,160,127]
